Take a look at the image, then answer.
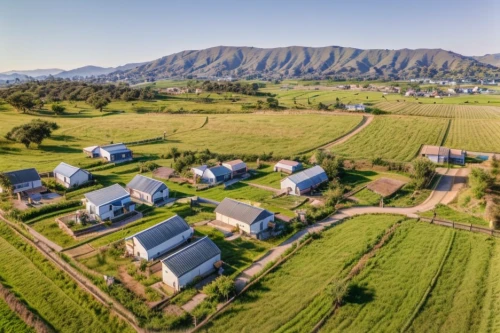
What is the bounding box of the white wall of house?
[130,188,169,204]
[99,149,111,161]
[55,170,90,188]
[201,170,216,184]
[127,228,192,260]
[162,254,221,291]
[274,163,294,174]
[8,179,43,194]
[281,178,298,195]
[215,213,274,235]
[152,188,169,202]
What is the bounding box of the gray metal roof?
[162,236,221,278]
[53,162,88,178]
[214,198,274,225]
[100,143,131,154]
[84,184,129,206]
[126,175,166,195]
[284,165,328,191]
[127,215,190,251]
[209,165,231,177]
[3,168,40,185]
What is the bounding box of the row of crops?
[376,101,500,119]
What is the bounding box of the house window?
[137,252,140,256]
[260,221,264,231]
[122,153,127,159]
[109,204,112,211]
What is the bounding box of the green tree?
[5,119,59,148]
[469,168,494,199]
[51,103,66,114]
[328,279,349,307]
[6,91,36,113]
[321,156,344,180]
[203,276,235,302]
[0,174,13,195]
[324,186,344,207]
[86,94,110,112]
[410,157,436,189]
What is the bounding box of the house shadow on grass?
[345,283,375,305]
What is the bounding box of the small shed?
[162,236,221,291]
[53,162,92,188]
[274,160,303,174]
[126,174,169,205]
[222,159,247,178]
[201,166,232,184]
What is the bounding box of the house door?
[260,221,264,231]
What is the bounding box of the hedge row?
[11,200,82,222]
[65,184,104,200]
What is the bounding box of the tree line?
[0,80,156,113]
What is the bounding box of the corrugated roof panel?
[284,165,328,191]
[100,143,131,154]
[53,162,87,178]
[214,198,273,225]
[126,175,166,195]
[84,184,129,206]
[3,168,40,185]
[209,166,232,177]
[162,237,220,278]
[129,215,190,251]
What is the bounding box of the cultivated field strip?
[0,296,34,333]
[478,241,500,332]
[0,224,133,333]
[444,119,500,152]
[408,232,493,333]
[376,101,500,119]
[319,222,453,332]
[331,115,449,161]
[202,215,401,333]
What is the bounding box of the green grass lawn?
[202,214,401,333]
[331,115,449,161]
[0,223,133,333]
[351,188,381,206]
[420,204,489,226]
[320,222,453,332]
[0,297,35,333]
[243,165,285,189]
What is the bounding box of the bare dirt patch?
[367,177,407,198]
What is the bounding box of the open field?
[331,115,449,161]
[376,101,500,119]
[0,297,34,333]
[0,105,361,171]
[444,119,500,152]
[0,223,133,333]
[420,204,489,226]
[201,214,401,333]
[320,221,452,332]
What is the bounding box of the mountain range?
[2,46,499,83]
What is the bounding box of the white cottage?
[162,236,221,291]
[126,174,169,205]
[53,162,92,188]
[84,184,135,221]
[125,215,193,260]
[0,168,42,194]
[200,166,232,184]
[83,143,133,163]
[280,165,328,196]
[214,198,275,236]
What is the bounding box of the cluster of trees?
[469,167,495,199]
[5,119,59,148]
[409,158,436,189]
[0,80,156,113]
[200,81,263,95]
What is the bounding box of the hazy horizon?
[2,0,499,72]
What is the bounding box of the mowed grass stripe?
[408,232,493,333]
[478,240,500,332]
[319,222,452,333]
[331,115,449,161]
[0,224,132,333]
[202,214,400,333]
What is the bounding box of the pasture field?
[319,222,452,333]
[0,297,34,333]
[331,115,449,161]
[408,232,493,333]
[201,214,401,333]
[0,223,133,333]
[376,101,500,119]
[420,204,489,226]
[0,106,362,171]
[444,119,500,152]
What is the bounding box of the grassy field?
[420,204,489,226]
[202,214,401,333]
[0,105,362,171]
[444,119,500,152]
[319,222,453,332]
[0,297,34,333]
[376,101,500,119]
[331,115,449,161]
[408,231,493,333]
[0,223,133,333]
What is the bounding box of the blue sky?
[1,0,499,72]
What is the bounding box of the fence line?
[419,217,499,237]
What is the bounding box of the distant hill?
[117,46,499,80]
[474,54,500,67]
[0,73,30,81]
[55,63,145,78]
[0,68,64,77]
